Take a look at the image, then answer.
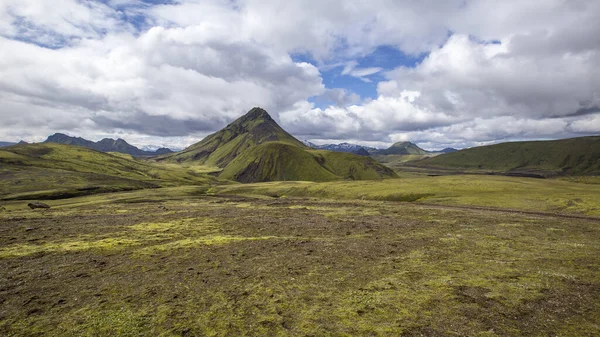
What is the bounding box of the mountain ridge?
[44,133,174,157]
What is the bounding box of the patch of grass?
[0,238,142,258]
[214,175,600,215]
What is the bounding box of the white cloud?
[0,26,324,141]
[0,0,132,46]
[0,0,599,149]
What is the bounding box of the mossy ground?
[1,186,599,336]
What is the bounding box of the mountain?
[414,136,600,176]
[159,107,397,182]
[0,141,16,148]
[44,133,174,157]
[377,141,428,155]
[141,145,181,153]
[303,141,378,153]
[352,147,371,156]
[154,148,174,155]
[161,107,305,166]
[439,148,458,153]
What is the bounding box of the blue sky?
[293,46,426,108]
[0,0,598,150]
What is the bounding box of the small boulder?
[28,202,50,210]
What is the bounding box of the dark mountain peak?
[440,148,458,153]
[45,133,72,142]
[244,107,272,120]
[229,108,277,126]
[45,133,95,147]
[352,147,370,156]
[97,138,116,144]
[155,148,174,155]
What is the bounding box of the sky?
[0,0,599,150]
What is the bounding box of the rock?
[28,202,50,210]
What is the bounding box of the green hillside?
[0,143,217,200]
[160,107,397,183]
[414,136,600,176]
[219,142,396,182]
[219,142,339,182]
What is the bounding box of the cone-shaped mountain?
[160,107,397,182]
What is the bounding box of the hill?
[44,133,173,157]
[413,136,600,176]
[0,143,216,200]
[159,107,397,182]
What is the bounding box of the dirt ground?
[1,194,599,336]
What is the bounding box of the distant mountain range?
[301,141,377,156]
[44,133,174,157]
[158,107,397,182]
[302,140,457,156]
[0,141,16,148]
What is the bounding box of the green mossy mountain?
[159,107,305,167]
[160,107,397,182]
[414,136,600,176]
[378,141,427,155]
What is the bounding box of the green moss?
[0,238,142,258]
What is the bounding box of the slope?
[413,136,600,176]
[219,142,396,182]
[0,143,217,200]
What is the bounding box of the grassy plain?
[214,174,600,216]
[0,176,599,336]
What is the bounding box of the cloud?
[0,0,134,47]
[339,61,383,82]
[0,26,324,139]
[0,0,599,149]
